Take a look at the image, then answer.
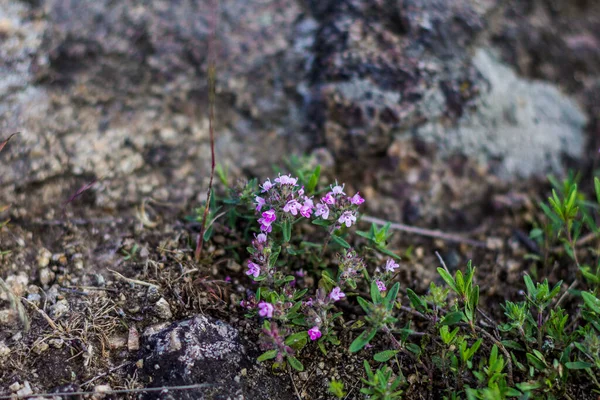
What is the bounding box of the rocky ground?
[0,0,599,398]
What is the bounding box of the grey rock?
[138,315,293,399]
[409,49,587,179]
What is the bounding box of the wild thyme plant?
[215,166,600,397]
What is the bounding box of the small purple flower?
[275,174,298,186]
[256,233,267,243]
[258,301,274,318]
[298,186,305,196]
[329,287,346,302]
[246,261,261,278]
[376,280,387,292]
[315,203,329,220]
[283,199,302,216]
[300,204,313,218]
[330,182,345,195]
[261,209,277,224]
[261,179,274,192]
[225,276,231,282]
[385,259,399,272]
[350,192,365,205]
[338,211,357,228]
[322,192,335,205]
[308,326,322,341]
[303,298,314,307]
[255,196,266,212]
[259,222,273,233]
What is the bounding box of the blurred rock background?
[0,0,598,226]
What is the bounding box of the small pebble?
[33,342,49,354]
[50,299,70,318]
[9,382,20,392]
[37,249,52,268]
[16,381,32,396]
[154,298,173,319]
[0,342,10,357]
[128,326,140,351]
[39,268,55,287]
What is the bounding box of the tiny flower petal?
[322,192,335,205]
[376,280,387,292]
[308,326,322,340]
[256,233,267,243]
[255,196,266,211]
[261,179,274,192]
[350,192,365,205]
[329,287,346,302]
[338,211,357,228]
[385,258,399,272]
[315,203,329,220]
[331,182,345,195]
[258,301,274,318]
[246,261,261,278]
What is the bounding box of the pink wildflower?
[322,192,335,205]
[258,301,274,318]
[261,209,277,224]
[376,280,387,292]
[300,199,314,218]
[308,326,322,341]
[246,261,261,278]
[275,174,298,186]
[331,182,345,195]
[256,233,267,243]
[338,211,357,228]
[261,179,274,192]
[298,186,305,196]
[255,196,266,211]
[315,203,329,219]
[283,199,302,216]
[385,259,399,272]
[350,192,365,205]
[329,287,346,302]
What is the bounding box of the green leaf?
[312,218,332,227]
[356,296,372,314]
[257,350,278,362]
[405,343,421,355]
[595,177,600,205]
[287,355,304,371]
[282,220,292,243]
[384,282,400,310]
[373,350,399,362]
[406,289,427,313]
[565,361,593,370]
[501,340,524,351]
[349,328,378,353]
[523,275,536,298]
[331,234,351,249]
[440,311,464,326]
[582,291,600,314]
[285,331,309,345]
[376,246,401,260]
[306,165,321,194]
[437,268,457,292]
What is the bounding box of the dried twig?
[361,215,487,248]
[0,132,18,153]
[21,297,59,330]
[0,383,213,399]
[108,269,159,288]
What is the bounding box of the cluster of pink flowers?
[245,233,270,280]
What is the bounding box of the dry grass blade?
[136,198,159,228]
[62,178,98,210]
[195,0,220,263]
[0,277,30,331]
[0,132,18,154]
